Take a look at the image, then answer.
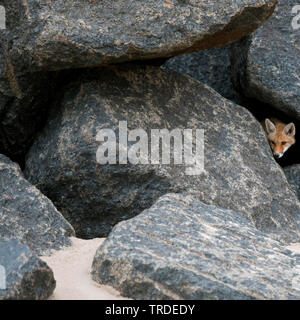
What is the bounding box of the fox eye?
[270,141,275,145]
[281,142,287,145]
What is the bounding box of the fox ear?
[265,119,276,134]
[284,123,296,137]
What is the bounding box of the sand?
[41,237,129,300]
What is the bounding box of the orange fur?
[261,118,296,158]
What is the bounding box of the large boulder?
[0,154,75,255]
[284,165,300,201]
[24,64,300,243]
[231,0,300,120]
[1,0,277,74]
[92,193,300,300]
[0,36,64,162]
[0,238,55,300]
[162,43,242,104]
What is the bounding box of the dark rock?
[284,164,300,201]
[231,0,300,120]
[162,44,242,104]
[0,238,55,300]
[0,35,60,163]
[0,154,75,255]
[24,64,300,243]
[1,0,277,74]
[92,193,300,300]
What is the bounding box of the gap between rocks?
[240,97,300,168]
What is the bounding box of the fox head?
[265,118,296,159]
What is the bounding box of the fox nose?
[274,153,283,159]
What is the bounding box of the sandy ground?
[41,237,129,300]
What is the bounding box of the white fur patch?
[283,145,292,154]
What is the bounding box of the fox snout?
[271,140,291,158]
[273,151,284,159]
[262,118,296,159]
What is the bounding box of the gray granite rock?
[162,44,242,104]
[1,0,277,74]
[92,193,300,300]
[0,154,75,255]
[231,0,300,120]
[24,64,300,243]
[284,164,300,201]
[0,238,55,300]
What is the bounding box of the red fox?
[261,118,296,159]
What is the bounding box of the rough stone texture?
[92,193,300,300]
[0,154,75,255]
[1,0,277,74]
[231,0,300,120]
[162,43,242,104]
[284,165,300,201]
[0,238,55,300]
[0,36,62,162]
[24,64,300,243]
